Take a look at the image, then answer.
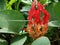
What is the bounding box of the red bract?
[24,0,50,39]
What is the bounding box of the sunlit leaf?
[21,0,32,5]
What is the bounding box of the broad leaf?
[48,21,60,27]
[11,36,27,45]
[54,2,60,21]
[31,36,51,45]
[46,3,57,21]
[0,10,25,34]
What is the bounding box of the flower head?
[24,0,50,39]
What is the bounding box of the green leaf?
[6,0,17,10]
[11,36,27,45]
[48,21,60,27]
[0,10,25,34]
[20,6,31,12]
[54,0,59,2]
[9,0,17,5]
[54,2,60,21]
[21,0,32,5]
[15,0,21,10]
[31,36,51,45]
[46,3,57,21]
[0,0,6,11]
[40,0,50,4]
[0,39,8,45]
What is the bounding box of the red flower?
[24,0,50,39]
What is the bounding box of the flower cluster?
[24,0,50,39]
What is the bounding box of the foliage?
[0,0,60,45]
